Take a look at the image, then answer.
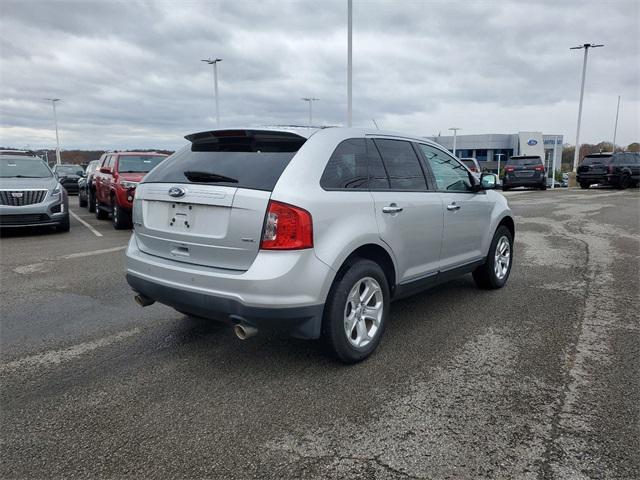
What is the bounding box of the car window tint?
[366,139,389,190]
[374,139,426,190]
[320,138,370,189]
[419,144,473,192]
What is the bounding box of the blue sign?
[527,139,538,146]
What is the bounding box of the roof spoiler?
[185,129,306,144]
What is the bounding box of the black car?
[78,160,101,210]
[577,152,640,189]
[52,164,84,194]
[502,155,546,191]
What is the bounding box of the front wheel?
[322,259,390,363]
[473,226,513,289]
[580,182,590,189]
[88,190,96,212]
[618,174,631,190]
[78,190,87,208]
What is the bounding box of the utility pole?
[45,98,61,165]
[301,98,319,127]
[612,95,621,153]
[347,0,352,127]
[570,43,604,171]
[201,58,223,126]
[448,127,461,156]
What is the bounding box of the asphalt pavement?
[1,188,639,479]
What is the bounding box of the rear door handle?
[447,203,461,211]
[382,204,403,214]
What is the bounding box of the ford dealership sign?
[527,139,538,146]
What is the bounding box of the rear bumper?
[503,175,545,187]
[125,235,334,339]
[576,173,618,185]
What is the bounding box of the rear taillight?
[260,200,313,250]
[506,167,514,172]
[534,165,544,172]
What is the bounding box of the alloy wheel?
[494,236,511,280]
[343,277,383,348]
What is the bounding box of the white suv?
[126,128,514,362]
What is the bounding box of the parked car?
[577,152,640,189]
[125,128,515,363]
[93,151,168,229]
[0,155,69,231]
[501,155,546,191]
[52,164,85,194]
[460,157,481,179]
[78,159,101,210]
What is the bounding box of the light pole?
[551,135,559,189]
[45,98,61,165]
[301,98,319,127]
[612,95,621,153]
[570,43,604,171]
[201,58,222,126]
[347,0,352,127]
[448,127,461,156]
[495,153,504,177]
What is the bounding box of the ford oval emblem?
[168,186,186,198]
[527,139,538,146]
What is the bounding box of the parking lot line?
[13,245,127,274]
[0,327,140,372]
[70,210,103,237]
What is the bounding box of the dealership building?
[426,132,564,173]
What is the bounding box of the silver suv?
[0,155,70,231]
[126,128,514,362]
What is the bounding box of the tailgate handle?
[170,246,190,257]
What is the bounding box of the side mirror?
[480,173,498,190]
[100,167,112,174]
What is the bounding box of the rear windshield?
[143,131,306,191]
[56,165,84,175]
[0,158,52,178]
[507,156,542,166]
[118,155,166,173]
[581,155,612,165]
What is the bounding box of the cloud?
[0,0,638,150]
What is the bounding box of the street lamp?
[448,127,461,156]
[44,98,61,165]
[201,58,222,126]
[570,43,604,171]
[301,98,319,127]
[612,95,621,153]
[347,0,352,127]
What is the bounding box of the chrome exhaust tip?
[234,324,258,340]
[134,294,155,307]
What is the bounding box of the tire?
[473,226,513,290]
[322,259,390,363]
[95,200,109,220]
[88,190,96,213]
[502,186,510,192]
[580,182,590,189]
[56,214,70,232]
[112,202,131,230]
[540,184,547,190]
[78,190,87,208]
[618,174,631,190]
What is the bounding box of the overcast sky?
[1,0,638,151]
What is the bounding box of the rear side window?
[374,139,427,190]
[320,139,370,189]
[143,131,306,191]
[320,138,389,190]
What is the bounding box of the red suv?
[93,152,168,229]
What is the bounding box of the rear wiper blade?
[184,171,238,183]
